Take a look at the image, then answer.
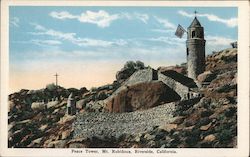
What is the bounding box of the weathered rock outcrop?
[86,68,198,113]
[104,81,180,112]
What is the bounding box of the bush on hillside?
[46,83,57,91]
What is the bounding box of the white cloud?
[78,10,119,28]
[178,10,193,18]
[30,22,46,30]
[148,36,185,46]
[10,17,20,27]
[178,10,237,28]
[122,12,149,24]
[50,10,149,27]
[205,35,236,53]
[73,38,113,47]
[206,35,235,46]
[30,45,185,65]
[151,29,175,34]
[31,23,76,40]
[50,10,119,28]
[50,11,77,19]
[30,23,127,47]
[12,39,62,49]
[154,16,176,30]
[134,13,149,24]
[31,39,62,46]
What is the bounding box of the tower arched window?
[192,31,195,38]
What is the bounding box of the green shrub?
[218,129,232,142]
[224,107,237,117]
[46,83,57,91]
[135,60,145,69]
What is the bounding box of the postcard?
[0,0,249,157]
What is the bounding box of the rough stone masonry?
[186,16,206,80]
[73,103,176,139]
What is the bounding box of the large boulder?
[47,101,59,109]
[31,102,46,110]
[104,81,181,112]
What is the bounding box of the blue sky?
[9,6,238,92]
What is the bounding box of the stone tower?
[67,93,76,115]
[186,16,206,80]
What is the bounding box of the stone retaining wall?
[73,103,176,139]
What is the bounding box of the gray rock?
[76,99,86,109]
[147,140,156,147]
[47,140,67,148]
[31,102,46,110]
[144,134,155,141]
[47,101,59,109]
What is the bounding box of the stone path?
[73,103,176,139]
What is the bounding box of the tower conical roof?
[189,17,201,28]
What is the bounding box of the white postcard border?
[1,1,249,157]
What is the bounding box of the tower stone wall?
[186,17,206,80]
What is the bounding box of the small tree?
[124,61,136,70]
[116,60,146,81]
[135,60,145,70]
[46,83,57,91]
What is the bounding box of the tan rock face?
[61,130,72,140]
[158,124,177,132]
[9,101,15,112]
[31,102,46,110]
[47,101,59,109]
[32,137,43,144]
[172,116,185,125]
[58,115,76,124]
[203,134,216,142]
[39,124,48,131]
[105,81,180,113]
[200,123,212,131]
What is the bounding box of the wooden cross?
[54,73,59,87]
[194,10,198,17]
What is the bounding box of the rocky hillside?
[8,48,237,148]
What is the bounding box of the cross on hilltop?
[54,73,59,87]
